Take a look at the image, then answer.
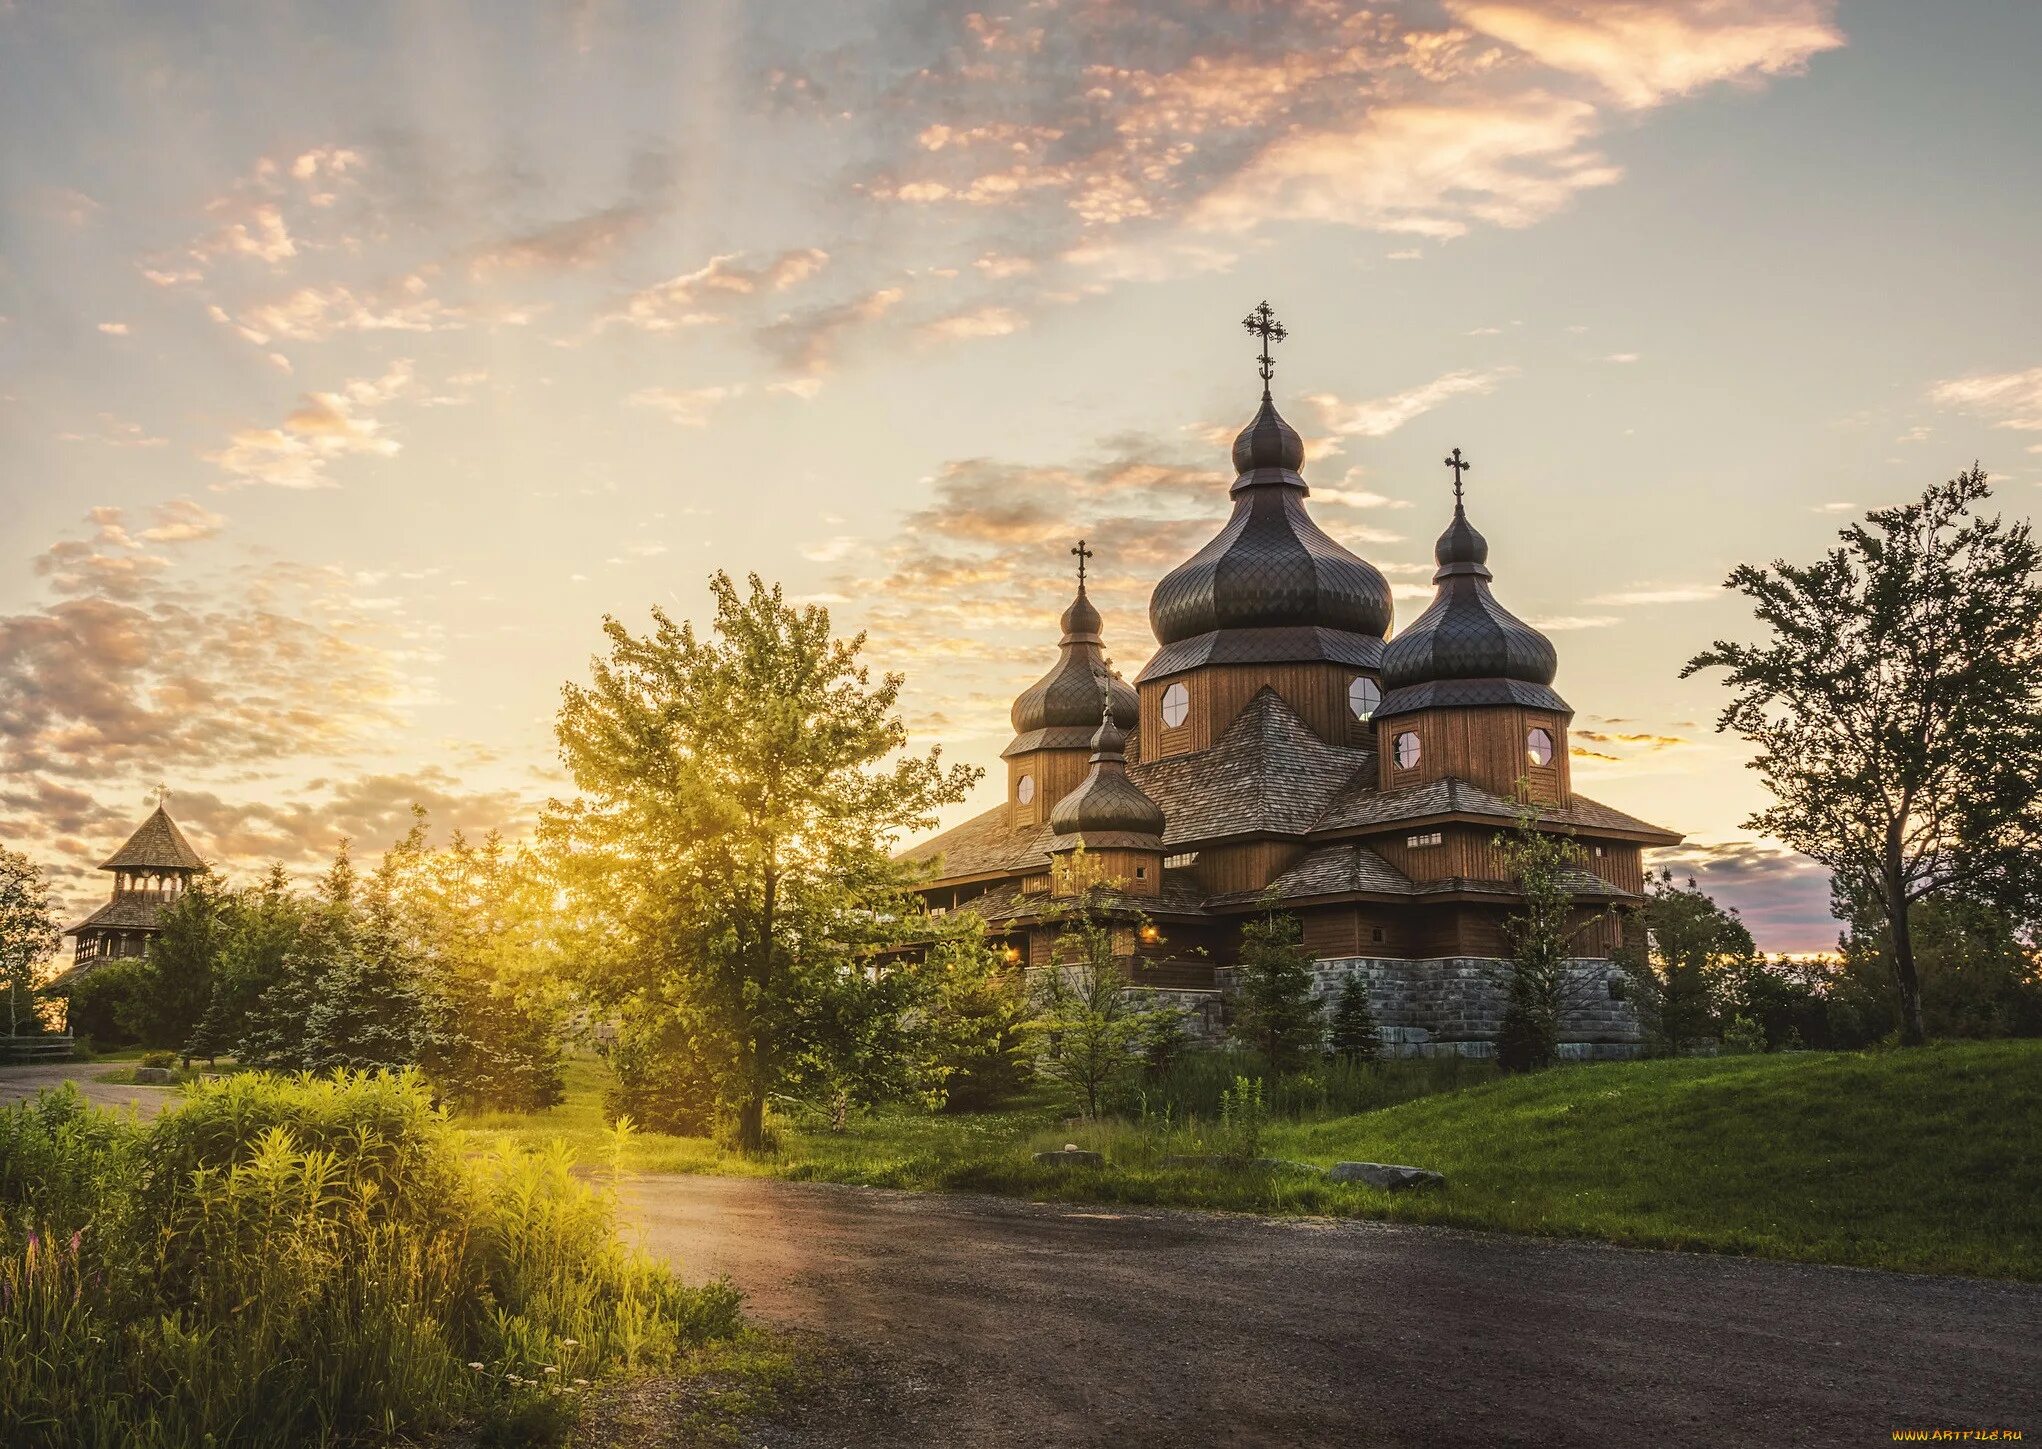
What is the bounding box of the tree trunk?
[737,1090,767,1153]
[1885,856,1927,1047]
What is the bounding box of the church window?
[1406,831,1442,848]
[1161,682,1190,728]
[1135,865,1148,880]
[1394,731,1421,769]
[1017,774,1036,805]
[1347,676,1380,721]
[1164,852,1199,869]
[1526,727,1555,768]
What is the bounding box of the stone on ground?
[1331,1161,1445,1191]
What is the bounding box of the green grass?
[461,1041,2042,1281]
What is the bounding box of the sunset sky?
[3,0,2038,951]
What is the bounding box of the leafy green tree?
[1027,900,1162,1118]
[1227,906,1324,1071]
[186,864,305,1062]
[0,846,60,1037]
[1493,799,1598,1072]
[1832,888,2042,1043]
[144,870,228,1056]
[1617,870,1756,1053]
[925,934,1035,1112]
[1327,972,1382,1063]
[1685,468,2042,1045]
[548,572,978,1151]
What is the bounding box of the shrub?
[137,1050,176,1070]
[1327,973,1382,1064]
[0,1070,740,1448]
[1722,1015,1768,1055]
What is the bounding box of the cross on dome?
[1072,538,1092,589]
[1444,447,1472,508]
[1241,300,1287,397]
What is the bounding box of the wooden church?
[51,801,204,985]
[900,307,1682,1055]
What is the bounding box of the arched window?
[1347,676,1380,722]
[1526,727,1555,768]
[1394,731,1421,770]
[1161,682,1190,729]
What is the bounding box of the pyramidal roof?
[100,806,204,872]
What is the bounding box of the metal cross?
[154,782,169,808]
[1443,447,1472,507]
[1071,538,1092,588]
[1241,300,1287,393]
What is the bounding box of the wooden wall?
[1191,839,1307,897]
[1140,662,1379,759]
[1376,705,1571,802]
[1052,847,1163,897]
[1006,748,1092,828]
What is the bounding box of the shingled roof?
[954,873,1212,926]
[63,894,173,936]
[100,807,204,871]
[1133,687,1371,842]
[1312,774,1680,843]
[1216,844,1637,907]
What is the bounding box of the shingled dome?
[1139,392,1393,682]
[1007,582,1139,756]
[1050,714,1166,844]
[1377,500,1566,714]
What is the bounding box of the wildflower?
[542,1366,558,1375]
[573,1378,590,1387]
[559,1339,578,1348]
[468,1362,485,1371]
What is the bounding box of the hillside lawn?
[459,1038,2042,1281]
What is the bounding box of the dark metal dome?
[1377,502,1567,714]
[1007,582,1139,755]
[1139,393,1392,682]
[1050,715,1166,841]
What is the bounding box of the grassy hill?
[464,1040,2042,1280]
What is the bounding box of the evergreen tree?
[1686,467,2042,1045]
[145,870,227,1056]
[1327,972,1382,1063]
[1228,905,1324,1071]
[549,572,978,1151]
[926,934,1035,1112]
[187,864,304,1062]
[1026,899,1161,1119]
[1494,798,1597,1072]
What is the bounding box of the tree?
[0,847,60,1037]
[186,864,305,1062]
[1026,898,1162,1119]
[548,572,978,1151]
[1228,905,1324,1071]
[1618,870,1756,1053]
[1685,468,2042,1045]
[925,934,1035,1112]
[1832,886,2042,1043]
[1327,973,1382,1063]
[144,870,228,1056]
[1493,798,1601,1072]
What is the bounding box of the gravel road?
[621,1173,2042,1449]
[0,1061,178,1114]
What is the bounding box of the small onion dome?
[1377,502,1566,714]
[1007,583,1139,757]
[1140,393,1393,681]
[1049,714,1166,845]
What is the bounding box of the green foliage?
[1226,906,1324,1071]
[601,1014,720,1137]
[925,935,1035,1113]
[1216,1075,1268,1160]
[1686,467,2042,1045]
[1494,796,1593,1073]
[0,1070,740,1448]
[0,846,60,1039]
[1026,900,1164,1118]
[548,571,978,1151]
[1616,870,1758,1053]
[1327,972,1382,1063]
[1830,891,2042,1044]
[184,864,303,1062]
[1721,1015,1767,1054]
[59,961,152,1050]
[138,872,226,1054]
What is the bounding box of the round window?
[1347,676,1381,721]
[1394,731,1421,770]
[1017,775,1036,805]
[1526,727,1554,768]
[1161,682,1190,729]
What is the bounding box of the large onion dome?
[1006,580,1140,757]
[1049,713,1166,846]
[1376,497,1567,714]
[1138,393,1393,682]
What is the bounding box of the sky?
[2,0,2038,952]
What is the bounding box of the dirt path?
[621,1173,2042,1449]
[0,1061,179,1115]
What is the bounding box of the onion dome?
[1049,712,1167,846]
[1377,494,1567,715]
[1006,574,1140,758]
[1138,391,1393,682]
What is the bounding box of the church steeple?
[1048,691,1167,897]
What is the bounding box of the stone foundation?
[1216,955,1643,1058]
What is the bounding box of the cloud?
[626,385,740,427]
[469,203,660,277]
[1650,839,1838,954]
[1929,365,2042,431]
[96,322,130,336]
[208,361,415,489]
[1309,368,1516,438]
[1529,614,1618,630]
[1605,351,1639,363]
[756,285,905,377]
[137,499,226,544]
[230,280,480,342]
[1584,584,1719,605]
[921,305,1027,342]
[605,249,831,331]
[1446,1,1845,110]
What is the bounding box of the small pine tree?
[1327,973,1381,1063]
[1228,905,1324,1072]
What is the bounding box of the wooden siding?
[1377,705,1573,803]
[1139,663,1380,758]
[1007,748,1091,828]
[1052,846,1163,897]
[1192,839,1307,897]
